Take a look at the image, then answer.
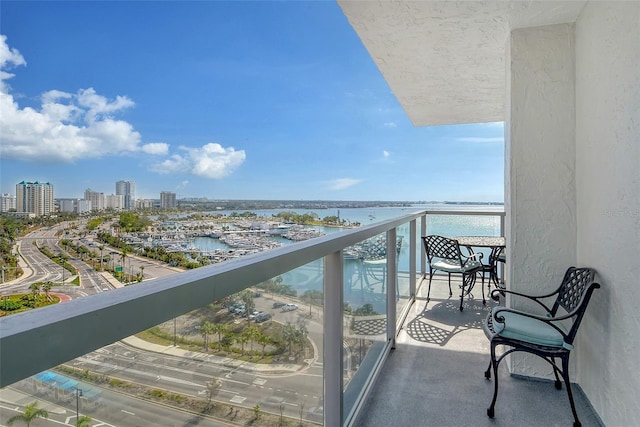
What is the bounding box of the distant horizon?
[47,197,504,205]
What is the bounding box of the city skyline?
[0,2,504,202]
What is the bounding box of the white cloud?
[383,121,397,128]
[141,142,169,155]
[151,143,246,179]
[0,35,26,71]
[325,178,363,191]
[177,180,189,190]
[457,137,504,143]
[0,35,165,163]
[383,150,390,158]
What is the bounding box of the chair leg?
[561,355,582,427]
[551,357,563,390]
[447,273,452,296]
[427,270,435,302]
[481,271,486,305]
[459,274,466,311]
[487,341,500,418]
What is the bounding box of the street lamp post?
[75,388,83,423]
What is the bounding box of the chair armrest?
[462,252,483,262]
[489,288,554,314]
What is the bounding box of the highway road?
[1,223,329,425]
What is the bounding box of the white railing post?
[386,229,397,346]
[324,250,344,427]
[420,214,427,276]
[409,219,416,297]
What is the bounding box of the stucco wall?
[575,2,640,426]
[507,23,577,375]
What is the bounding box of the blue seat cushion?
[432,259,481,273]
[491,307,571,349]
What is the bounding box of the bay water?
[189,203,504,296]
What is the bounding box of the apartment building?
[15,181,54,216]
[84,188,105,211]
[160,191,177,209]
[115,180,135,210]
[0,193,16,212]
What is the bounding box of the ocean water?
[189,203,504,296]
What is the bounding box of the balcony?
[0,209,600,426]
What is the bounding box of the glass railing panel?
[426,213,502,261]
[395,220,414,322]
[342,232,389,418]
[2,268,325,426]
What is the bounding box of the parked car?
[248,310,261,320]
[255,313,271,323]
[272,301,286,308]
[282,303,298,312]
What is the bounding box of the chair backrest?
[422,235,463,265]
[552,266,600,345]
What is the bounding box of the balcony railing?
[0,209,505,426]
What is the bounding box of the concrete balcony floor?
[353,275,603,427]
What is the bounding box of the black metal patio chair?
[422,235,483,311]
[483,266,600,427]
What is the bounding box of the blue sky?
[0,1,504,202]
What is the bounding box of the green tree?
[212,323,227,351]
[200,321,214,352]
[245,325,260,353]
[283,323,297,355]
[28,282,40,303]
[97,245,105,271]
[237,331,250,355]
[257,332,271,357]
[41,281,53,301]
[120,248,129,282]
[7,401,49,426]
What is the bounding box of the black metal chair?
[483,266,600,427]
[422,235,483,311]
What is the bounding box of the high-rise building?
[84,188,105,211]
[15,181,55,216]
[116,180,135,210]
[0,193,16,212]
[134,198,154,210]
[105,194,124,210]
[160,191,177,209]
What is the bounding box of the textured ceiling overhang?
[338,1,586,126]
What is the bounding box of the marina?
[116,203,503,269]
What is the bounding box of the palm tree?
[257,332,271,357]
[41,281,53,301]
[28,283,40,304]
[120,248,129,282]
[212,323,227,352]
[237,331,250,355]
[75,415,92,427]
[283,323,297,356]
[98,245,104,271]
[200,321,214,352]
[245,325,260,353]
[7,401,49,426]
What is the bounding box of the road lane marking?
[122,409,136,415]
